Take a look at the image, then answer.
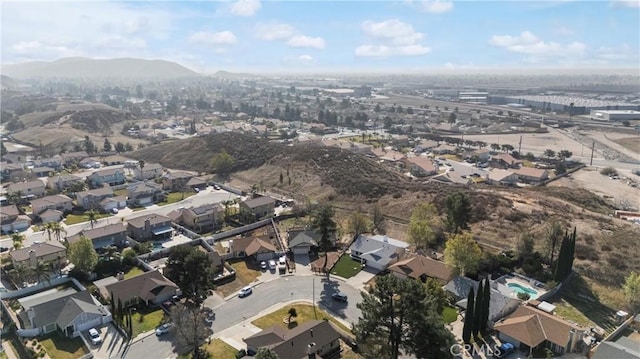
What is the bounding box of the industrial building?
[489,95,638,115]
[589,110,640,121]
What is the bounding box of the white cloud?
[357,19,430,57]
[489,31,586,58]
[355,44,431,57]
[610,0,640,8]
[287,35,326,49]
[189,31,237,45]
[254,22,295,41]
[298,55,313,62]
[229,0,261,16]
[413,0,454,13]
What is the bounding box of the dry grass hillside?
[128,132,640,296]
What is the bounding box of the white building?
[589,110,640,122]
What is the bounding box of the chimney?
[307,343,316,359]
[145,217,151,233]
[310,329,313,337]
[29,249,37,268]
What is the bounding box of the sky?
[1,0,639,74]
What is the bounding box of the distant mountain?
[212,70,259,79]
[1,57,199,79]
[1,74,19,89]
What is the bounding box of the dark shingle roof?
[243,196,276,209]
[103,270,178,305]
[127,214,171,229]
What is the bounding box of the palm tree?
[10,264,31,287]
[11,232,25,247]
[33,260,51,285]
[87,210,98,229]
[44,222,54,241]
[49,221,67,242]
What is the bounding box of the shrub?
[600,167,617,176]
[236,349,247,359]
[517,292,531,301]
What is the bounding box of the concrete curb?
[130,330,156,344]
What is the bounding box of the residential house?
[100,196,127,213]
[414,139,439,153]
[370,148,406,163]
[186,176,208,191]
[487,169,519,186]
[593,342,640,359]
[101,155,131,166]
[78,157,101,169]
[76,186,114,210]
[47,174,84,193]
[494,304,582,356]
[87,168,126,188]
[432,144,458,155]
[67,223,127,249]
[6,180,46,199]
[240,196,276,221]
[491,153,522,169]
[39,209,64,223]
[244,320,342,359]
[17,289,111,338]
[9,241,66,269]
[431,172,471,185]
[447,277,521,326]
[1,162,26,182]
[134,163,163,180]
[471,148,492,162]
[349,234,409,272]
[61,151,88,165]
[406,156,438,177]
[181,203,224,233]
[323,139,373,154]
[30,194,73,217]
[31,166,55,177]
[126,214,173,241]
[127,181,165,206]
[33,156,63,170]
[388,255,454,284]
[444,276,479,301]
[1,205,32,233]
[287,228,325,255]
[230,236,277,262]
[513,167,549,183]
[162,171,194,191]
[97,270,180,307]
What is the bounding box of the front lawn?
[215,260,260,297]
[251,303,352,334]
[123,266,144,279]
[131,307,167,337]
[331,254,362,279]
[442,305,458,324]
[39,332,88,359]
[202,339,238,358]
[158,192,196,206]
[64,213,111,225]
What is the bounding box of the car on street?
[155,323,173,336]
[89,328,102,345]
[238,286,253,298]
[331,292,348,302]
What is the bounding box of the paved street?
[124,275,363,359]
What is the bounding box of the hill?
[0,75,19,89]
[2,57,199,79]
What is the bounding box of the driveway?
[345,267,378,290]
[84,323,127,359]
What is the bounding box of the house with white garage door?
[287,227,331,255]
[349,234,409,272]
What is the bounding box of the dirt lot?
[550,167,640,211]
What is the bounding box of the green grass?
[123,266,145,279]
[442,306,458,324]
[64,212,111,225]
[131,308,167,337]
[216,260,260,297]
[331,254,362,279]
[201,339,238,359]
[114,189,128,197]
[39,333,88,359]
[158,192,196,206]
[251,303,352,334]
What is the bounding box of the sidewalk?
[1,341,19,359]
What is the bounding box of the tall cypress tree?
[481,279,491,333]
[110,293,117,326]
[462,288,475,344]
[567,227,576,274]
[473,280,484,338]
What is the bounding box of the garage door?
[292,247,309,255]
[74,317,103,337]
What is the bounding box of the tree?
[67,236,99,274]
[424,278,447,314]
[210,151,234,178]
[444,191,472,233]
[255,348,280,359]
[33,260,51,285]
[353,274,454,359]
[372,203,386,234]
[287,307,298,323]
[311,204,337,274]
[600,167,618,176]
[558,150,573,161]
[448,112,457,123]
[408,203,439,250]
[480,278,491,334]
[166,246,216,307]
[444,232,482,276]
[553,228,576,282]
[515,231,534,261]
[543,149,556,160]
[546,220,563,265]
[347,211,370,239]
[103,138,112,152]
[44,221,66,242]
[170,304,212,359]
[11,233,25,248]
[473,280,484,338]
[623,272,640,311]
[87,209,99,229]
[84,136,96,154]
[490,143,500,151]
[461,288,475,344]
[44,222,54,241]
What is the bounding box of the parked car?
[111,208,119,214]
[155,323,173,336]
[268,259,277,270]
[496,342,514,358]
[88,328,102,345]
[331,292,348,302]
[260,261,267,270]
[238,286,253,298]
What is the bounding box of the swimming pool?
[507,282,538,297]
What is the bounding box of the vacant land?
[612,136,640,154]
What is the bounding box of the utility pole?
[518,135,522,154]
[590,141,595,166]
